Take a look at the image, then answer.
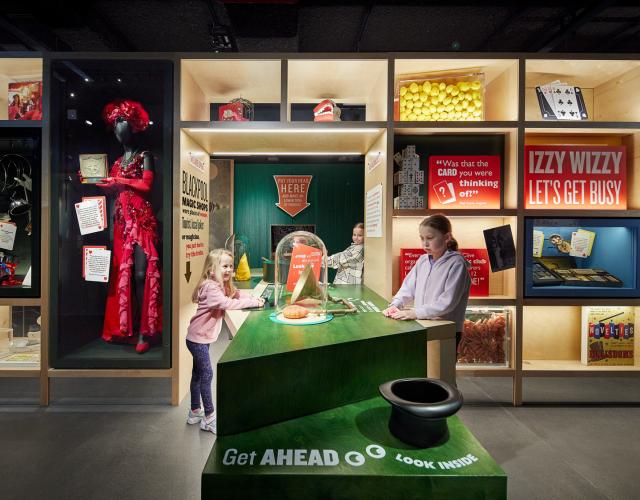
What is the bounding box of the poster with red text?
[524,145,626,209]
[460,249,490,297]
[428,156,501,209]
[286,243,323,292]
[399,248,425,285]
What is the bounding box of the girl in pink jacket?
[186,249,264,434]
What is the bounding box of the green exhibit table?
[203,397,507,500]
[217,285,452,435]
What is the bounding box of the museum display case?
[49,58,173,368]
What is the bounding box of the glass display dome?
[274,231,329,321]
[229,234,251,281]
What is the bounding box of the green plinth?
[203,397,507,500]
[217,286,429,435]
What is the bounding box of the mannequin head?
[114,117,133,144]
[102,99,150,136]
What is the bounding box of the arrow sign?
[185,261,192,282]
[274,175,312,218]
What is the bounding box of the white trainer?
[200,414,217,434]
[187,408,205,425]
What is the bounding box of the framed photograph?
[8,81,42,120]
[79,154,108,183]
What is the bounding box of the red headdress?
[102,99,150,133]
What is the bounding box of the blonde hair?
[192,249,237,303]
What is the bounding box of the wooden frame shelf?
[180,59,282,122]
[523,298,640,306]
[0,369,40,378]
[0,120,42,128]
[468,298,517,306]
[0,56,42,121]
[458,367,515,377]
[393,209,517,217]
[525,121,640,130]
[525,59,640,123]
[183,123,386,156]
[47,369,173,378]
[287,58,388,122]
[181,120,388,130]
[394,121,519,130]
[523,359,640,376]
[394,58,519,122]
[523,210,640,218]
[4,51,640,408]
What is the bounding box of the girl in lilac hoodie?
[186,249,264,434]
[383,215,471,347]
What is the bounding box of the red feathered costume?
[101,100,162,344]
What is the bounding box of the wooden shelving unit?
[0,55,45,399]
[2,52,638,408]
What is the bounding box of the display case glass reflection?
[0,305,40,368]
[525,218,640,298]
[50,59,172,368]
[0,129,40,296]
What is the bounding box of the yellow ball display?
[399,76,483,121]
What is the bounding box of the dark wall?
[233,162,364,269]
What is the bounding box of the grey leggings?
[186,339,214,415]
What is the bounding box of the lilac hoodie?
[391,250,471,331]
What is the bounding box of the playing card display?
[535,80,588,121]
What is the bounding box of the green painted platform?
[217,286,431,435]
[203,397,507,500]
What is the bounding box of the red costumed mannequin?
[97,100,162,354]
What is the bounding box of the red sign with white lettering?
[399,248,425,286]
[524,145,627,209]
[460,248,490,297]
[428,156,501,209]
[274,175,312,217]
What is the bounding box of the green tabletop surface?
[203,396,506,500]
[220,285,425,363]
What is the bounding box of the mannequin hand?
[256,297,265,307]
[14,173,32,191]
[96,177,117,187]
[382,305,400,317]
[390,308,417,320]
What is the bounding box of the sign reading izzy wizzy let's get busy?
[524,145,627,209]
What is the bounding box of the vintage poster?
[581,306,635,366]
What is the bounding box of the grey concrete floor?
[1,334,639,500]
